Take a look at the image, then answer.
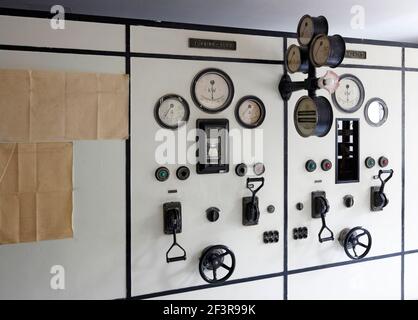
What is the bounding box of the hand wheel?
[338,227,372,260]
[199,245,236,284]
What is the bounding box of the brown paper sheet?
[0,142,73,244]
[0,69,129,142]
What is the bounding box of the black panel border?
[0,7,414,301]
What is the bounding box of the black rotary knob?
[206,207,220,222]
[344,195,354,208]
[176,166,190,180]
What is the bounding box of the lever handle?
[378,169,394,194]
[165,227,187,263]
[318,211,334,243]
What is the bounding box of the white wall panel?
[288,257,401,300]
[404,253,418,300]
[0,51,126,299]
[131,26,283,60]
[0,15,125,52]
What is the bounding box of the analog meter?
[332,74,365,113]
[235,96,266,128]
[191,68,234,113]
[154,94,190,130]
[297,15,329,46]
[286,44,309,74]
[294,96,333,138]
[310,34,345,68]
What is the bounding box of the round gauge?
[310,34,345,68]
[286,45,309,74]
[310,34,331,67]
[154,94,190,130]
[297,15,328,46]
[191,68,234,113]
[332,74,365,113]
[235,96,266,129]
[364,98,388,127]
[294,95,333,138]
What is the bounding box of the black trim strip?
[125,24,132,299]
[0,44,125,56]
[3,8,418,49]
[405,67,418,72]
[130,52,284,65]
[401,47,406,300]
[339,63,402,71]
[287,252,402,275]
[282,37,289,301]
[405,249,418,255]
[131,272,285,300]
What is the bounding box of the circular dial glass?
[364,98,388,127]
[154,94,190,129]
[235,96,266,128]
[191,68,234,113]
[286,45,302,73]
[310,35,330,67]
[297,15,314,46]
[332,74,365,113]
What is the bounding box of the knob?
[296,202,304,211]
[267,205,275,213]
[206,207,220,222]
[344,195,354,208]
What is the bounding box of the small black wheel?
[339,227,372,260]
[199,245,235,284]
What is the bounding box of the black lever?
[311,191,334,243]
[242,177,265,226]
[371,169,394,211]
[163,202,187,263]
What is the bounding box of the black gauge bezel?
[191,68,234,114]
[364,97,388,127]
[332,74,365,113]
[235,95,266,129]
[154,94,190,130]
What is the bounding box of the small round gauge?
[235,96,266,128]
[310,34,345,68]
[332,74,365,113]
[310,34,331,67]
[294,95,333,138]
[154,94,190,130]
[191,68,234,113]
[297,15,328,46]
[286,45,309,74]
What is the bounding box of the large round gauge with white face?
[154,94,190,130]
[235,96,266,128]
[332,74,365,113]
[191,68,234,113]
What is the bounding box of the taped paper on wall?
[0,142,73,244]
[0,69,129,142]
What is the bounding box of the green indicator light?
[365,157,375,169]
[305,160,317,172]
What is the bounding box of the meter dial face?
[286,45,302,73]
[235,96,266,128]
[294,96,318,137]
[154,94,190,130]
[310,35,331,67]
[191,68,234,113]
[297,15,314,46]
[332,74,365,113]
